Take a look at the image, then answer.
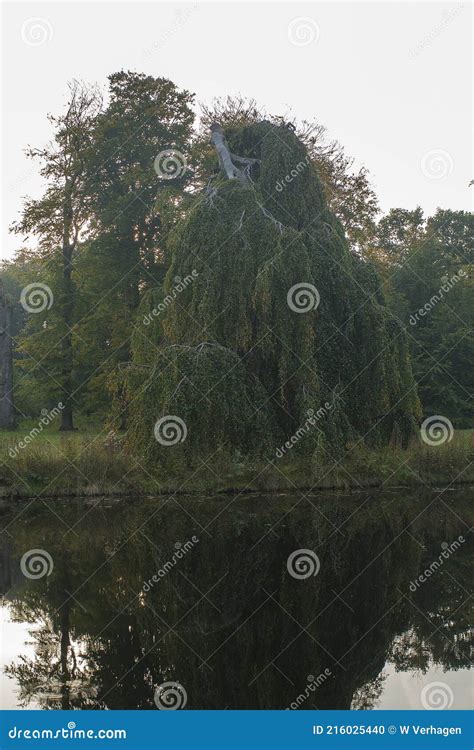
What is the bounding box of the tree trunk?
[59,249,76,431]
[0,279,15,429]
[59,186,77,431]
[210,123,259,183]
[60,597,71,710]
[210,124,242,180]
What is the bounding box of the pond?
[0,488,472,710]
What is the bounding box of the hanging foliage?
[125,121,421,470]
[125,343,277,471]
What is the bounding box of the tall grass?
[0,435,136,497]
[0,429,472,497]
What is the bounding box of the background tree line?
[1,72,472,430]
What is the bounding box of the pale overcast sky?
[1,1,472,260]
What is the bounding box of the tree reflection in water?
[1,490,471,709]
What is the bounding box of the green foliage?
[125,343,276,472]
[125,122,421,469]
[1,486,471,707]
[75,72,195,411]
[0,434,133,497]
[5,77,470,468]
[377,208,474,426]
[197,96,380,250]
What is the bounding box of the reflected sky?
[0,489,472,710]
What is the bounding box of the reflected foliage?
[1,491,471,709]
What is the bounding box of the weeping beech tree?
[123,121,421,470]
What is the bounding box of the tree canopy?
[2,76,472,469]
[124,120,421,470]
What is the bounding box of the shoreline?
[1,428,472,501]
[1,475,473,503]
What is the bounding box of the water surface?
[0,488,472,710]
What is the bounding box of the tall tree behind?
[374,208,473,425]
[76,72,195,411]
[11,82,102,430]
[0,279,15,428]
[0,251,52,417]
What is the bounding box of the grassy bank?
[0,420,472,499]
